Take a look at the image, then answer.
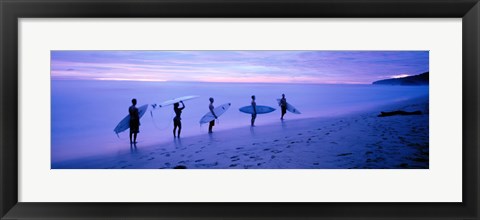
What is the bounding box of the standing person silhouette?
[129,98,140,145]
[208,97,218,133]
[251,95,257,127]
[173,101,185,138]
[279,93,287,120]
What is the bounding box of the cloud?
[51,51,429,84]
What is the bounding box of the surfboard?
[199,103,231,124]
[156,95,199,108]
[114,104,148,135]
[276,99,301,114]
[239,105,276,114]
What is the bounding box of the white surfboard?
[239,105,276,114]
[153,95,199,109]
[114,104,148,135]
[277,99,301,114]
[199,103,231,124]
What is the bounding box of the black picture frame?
[1,0,478,219]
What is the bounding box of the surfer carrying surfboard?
[251,95,257,127]
[208,97,218,133]
[129,98,140,145]
[279,94,287,120]
[173,101,185,138]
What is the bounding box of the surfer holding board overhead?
[173,101,185,138]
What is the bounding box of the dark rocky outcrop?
[373,72,429,85]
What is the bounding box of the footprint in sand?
[263,148,271,151]
[230,156,239,159]
[195,159,204,162]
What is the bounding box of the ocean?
[51,80,428,163]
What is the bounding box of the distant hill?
[372,72,429,85]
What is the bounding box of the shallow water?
[51,80,428,163]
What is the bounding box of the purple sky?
[51,51,429,84]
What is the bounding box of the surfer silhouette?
[279,94,287,120]
[208,97,218,133]
[251,95,257,127]
[173,101,185,138]
[129,98,140,145]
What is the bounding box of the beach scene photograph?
[51,51,429,169]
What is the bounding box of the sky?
[51,51,429,84]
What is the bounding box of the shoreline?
[52,95,429,169]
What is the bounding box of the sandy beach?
[52,95,429,169]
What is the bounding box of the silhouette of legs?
[208,120,214,133]
[129,130,138,144]
[251,113,257,127]
[173,120,182,138]
[281,107,287,120]
[177,123,182,138]
[173,118,181,138]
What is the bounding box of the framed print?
[1,0,479,219]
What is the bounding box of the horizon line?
[50,77,373,85]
